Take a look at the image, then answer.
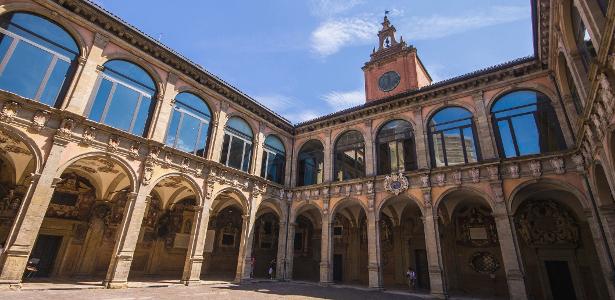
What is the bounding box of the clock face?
[378,71,400,92]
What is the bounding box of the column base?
[103,280,128,289]
[318,281,333,286]
[429,291,447,299]
[180,279,201,286]
[0,282,21,290]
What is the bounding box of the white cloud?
[253,94,321,124]
[402,6,530,40]
[322,89,365,110]
[252,94,295,112]
[285,110,321,124]
[309,0,364,17]
[311,17,378,56]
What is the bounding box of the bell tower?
[363,15,432,103]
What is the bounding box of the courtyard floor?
[0,280,435,300]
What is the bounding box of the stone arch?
[0,123,43,175]
[435,185,496,213]
[377,193,424,221]
[98,55,165,94]
[331,129,366,147]
[173,86,218,115]
[486,84,560,113]
[591,161,615,207]
[223,113,256,138]
[424,103,478,130]
[291,201,323,223]
[330,197,368,219]
[295,137,326,154]
[508,178,590,217]
[256,198,283,219]
[210,187,250,214]
[143,172,203,206]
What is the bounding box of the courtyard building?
[0,0,613,299]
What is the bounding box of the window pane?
[0,35,14,61]
[165,110,181,147]
[195,122,209,157]
[432,133,445,167]
[497,120,517,158]
[511,114,540,155]
[266,153,276,181]
[0,41,51,99]
[132,96,152,136]
[104,85,139,131]
[227,137,244,169]
[389,141,398,171]
[177,114,200,153]
[261,152,268,178]
[443,129,464,166]
[88,79,112,122]
[39,59,70,106]
[378,142,391,175]
[462,127,478,163]
[220,134,230,165]
[242,142,252,172]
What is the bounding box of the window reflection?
[165,92,212,157]
[428,107,480,167]
[334,131,365,181]
[297,140,324,186]
[261,135,286,184]
[377,119,417,174]
[0,12,78,106]
[220,117,253,172]
[87,60,156,137]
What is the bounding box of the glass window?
[428,107,480,167]
[376,119,417,174]
[334,131,365,181]
[220,116,253,172]
[571,4,596,71]
[261,135,286,184]
[87,60,156,137]
[297,140,324,186]
[0,12,79,106]
[491,90,566,158]
[165,92,212,157]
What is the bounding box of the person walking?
[406,267,417,290]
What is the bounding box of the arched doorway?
[379,196,428,290]
[437,190,508,298]
[331,200,367,285]
[292,205,321,282]
[512,183,609,299]
[250,201,280,279]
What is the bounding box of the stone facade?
[0,0,613,300]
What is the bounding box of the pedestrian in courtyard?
[406,267,416,290]
[250,256,255,278]
[268,265,273,280]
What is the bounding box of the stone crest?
[384,172,409,196]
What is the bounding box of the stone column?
[421,188,446,298]
[208,103,229,162]
[490,182,528,300]
[65,33,109,114]
[320,212,333,284]
[283,222,296,280]
[275,220,288,280]
[0,138,66,289]
[149,73,178,143]
[366,208,383,289]
[472,91,497,160]
[363,121,375,176]
[181,205,210,285]
[235,212,257,282]
[413,108,429,169]
[251,126,265,176]
[104,192,150,288]
[323,130,333,182]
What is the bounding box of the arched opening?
[261,135,286,184]
[201,190,246,281]
[292,205,321,282]
[491,90,566,158]
[0,12,80,107]
[559,53,584,115]
[297,140,324,187]
[570,2,596,71]
[333,131,365,181]
[331,200,367,285]
[437,190,508,298]
[220,117,253,172]
[26,156,134,282]
[250,204,280,279]
[512,183,609,299]
[379,196,428,291]
[594,164,615,206]
[428,107,480,167]
[376,119,417,174]
[128,175,199,283]
[165,92,212,157]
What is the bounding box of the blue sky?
[92,0,534,124]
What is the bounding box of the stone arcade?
[0,0,615,299]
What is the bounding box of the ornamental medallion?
[384,171,409,195]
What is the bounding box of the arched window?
[165,92,211,157]
[261,135,285,184]
[297,140,324,186]
[88,60,156,137]
[562,54,583,114]
[220,117,253,172]
[0,12,79,106]
[491,90,566,158]
[428,107,479,167]
[334,131,365,181]
[571,4,596,71]
[376,119,417,174]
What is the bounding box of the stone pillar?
[208,103,229,162]
[584,210,615,299]
[320,212,333,284]
[366,208,383,289]
[421,188,446,298]
[235,212,257,282]
[363,121,375,176]
[323,130,333,183]
[472,91,497,160]
[0,138,66,289]
[283,222,296,280]
[65,33,108,114]
[251,125,265,176]
[413,108,429,169]
[104,192,150,288]
[275,220,288,280]
[181,205,210,285]
[490,182,528,300]
[150,73,178,142]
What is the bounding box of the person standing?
[406,267,417,290]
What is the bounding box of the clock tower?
[363,15,432,103]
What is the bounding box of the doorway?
[333,254,343,282]
[415,249,429,289]
[29,234,63,277]
[545,260,577,300]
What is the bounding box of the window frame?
[261,136,286,184]
[333,130,366,181]
[427,107,481,167]
[165,93,212,157]
[220,120,253,173]
[297,140,324,187]
[376,119,417,174]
